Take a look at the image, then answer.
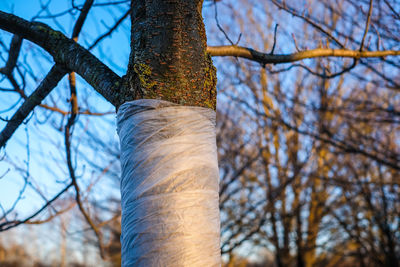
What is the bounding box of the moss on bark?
[122,0,217,110]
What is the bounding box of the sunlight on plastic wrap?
[117,99,221,267]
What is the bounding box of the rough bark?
[123,0,217,109]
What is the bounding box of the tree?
[0,0,399,266]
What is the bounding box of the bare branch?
[270,24,279,55]
[71,0,94,40]
[64,65,106,259]
[0,35,23,75]
[360,0,374,51]
[0,11,122,105]
[0,182,73,231]
[88,8,130,50]
[384,0,400,20]
[213,0,235,45]
[270,0,344,48]
[0,65,66,149]
[207,45,400,64]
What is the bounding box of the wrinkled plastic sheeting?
[117,99,221,266]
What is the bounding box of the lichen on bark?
[122,0,217,110]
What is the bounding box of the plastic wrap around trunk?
[117,99,221,266]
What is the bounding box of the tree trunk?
[119,0,217,109]
[117,1,220,266]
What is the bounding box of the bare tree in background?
[215,1,400,266]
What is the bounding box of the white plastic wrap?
[117,99,221,266]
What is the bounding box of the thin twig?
[270,0,344,48]
[0,182,73,231]
[270,24,279,55]
[292,33,301,52]
[0,65,66,148]
[214,0,235,45]
[88,8,130,50]
[360,0,374,51]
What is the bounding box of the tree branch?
[360,0,374,51]
[207,46,400,64]
[64,81,106,259]
[71,0,94,40]
[270,0,344,48]
[0,10,122,105]
[0,65,66,149]
[88,8,130,50]
[0,35,23,75]
[0,182,73,231]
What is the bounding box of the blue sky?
[0,0,128,220]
